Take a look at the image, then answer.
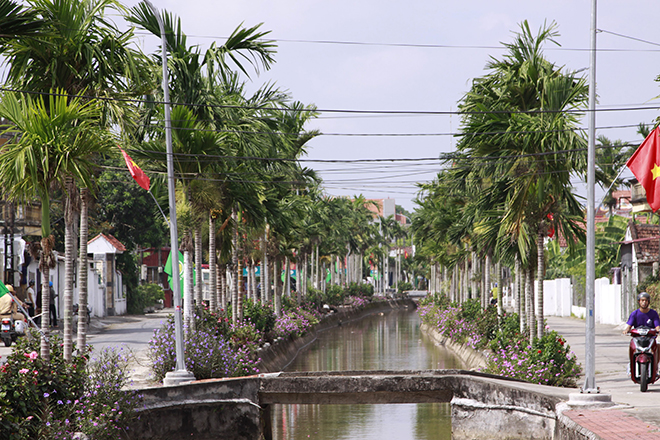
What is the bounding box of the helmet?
[28,280,34,286]
[49,281,53,287]
[6,285,14,292]
[638,292,651,301]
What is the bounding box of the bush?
[483,331,581,387]
[418,298,581,387]
[397,281,413,294]
[273,308,319,338]
[0,332,140,440]
[244,299,276,334]
[324,285,345,306]
[347,282,374,298]
[148,314,260,381]
[127,283,164,314]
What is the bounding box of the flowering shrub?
[418,293,581,387]
[345,295,368,307]
[149,314,260,381]
[273,309,316,338]
[0,332,140,440]
[417,302,483,349]
[483,331,581,387]
[228,319,263,353]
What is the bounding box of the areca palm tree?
[456,21,588,338]
[1,0,152,360]
[0,91,113,361]
[0,0,42,42]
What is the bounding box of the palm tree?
[1,0,152,360]
[0,91,113,360]
[455,20,588,338]
[0,0,42,42]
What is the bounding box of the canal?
[271,305,464,439]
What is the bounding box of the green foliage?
[419,298,580,387]
[476,305,500,343]
[244,299,276,334]
[347,282,374,298]
[459,298,482,322]
[397,281,413,294]
[528,331,581,387]
[130,283,165,314]
[323,285,345,306]
[638,274,660,305]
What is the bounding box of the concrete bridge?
[128,369,575,440]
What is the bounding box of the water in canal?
[271,306,464,439]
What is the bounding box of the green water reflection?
[271,307,462,439]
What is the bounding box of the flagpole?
[145,0,195,386]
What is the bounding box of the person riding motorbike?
[0,284,26,322]
[623,292,660,335]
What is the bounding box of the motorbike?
[628,326,659,392]
[1,315,26,347]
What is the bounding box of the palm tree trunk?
[496,260,502,316]
[527,268,534,341]
[284,256,290,297]
[515,256,523,332]
[39,235,55,361]
[77,188,90,352]
[194,224,203,310]
[63,184,76,362]
[274,258,282,317]
[536,230,545,339]
[182,232,194,331]
[231,211,238,325]
[220,265,227,312]
[485,253,491,306]
[237,257,243,322]
[209,213,217,313]
[262,227,269,303]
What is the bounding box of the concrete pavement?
[547,315,660,439]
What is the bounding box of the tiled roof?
[629,221,659,264]
[88,233,127,252]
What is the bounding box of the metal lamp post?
[144,0,195,386]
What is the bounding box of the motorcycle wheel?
[641,363,649,392]
[2,337,11,347]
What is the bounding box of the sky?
[118,1,660,212]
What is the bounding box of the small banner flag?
[627,127,660,212]
[164,250,195,297]
[0,279,8,298]
[119,146,150,191]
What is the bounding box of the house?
[621,220,658,287]
[24,233,127,320]
[87,233,127,316]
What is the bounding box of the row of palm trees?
[412,21,631,340]
[0,0,409,362]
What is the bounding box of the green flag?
[164,250,184,297]
[0,279,8,298]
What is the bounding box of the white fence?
[536,277,623,325]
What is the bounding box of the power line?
[2,86,660,118]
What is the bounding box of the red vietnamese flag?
[119,147,150,191]
[627,127,660,212]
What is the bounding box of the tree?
[455,21,588,338]
[0,91,113,360]
[0,0,152,359]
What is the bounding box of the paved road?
[0,309,171,387]
[547,315,660,427]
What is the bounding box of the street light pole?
[144,0,195,386]
[583,0,598,395]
